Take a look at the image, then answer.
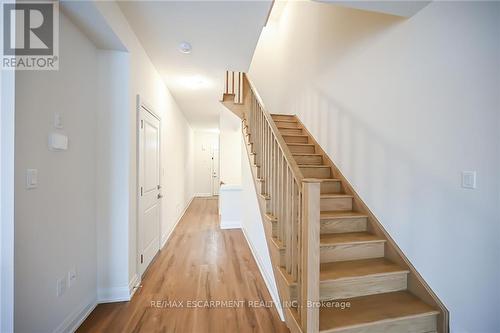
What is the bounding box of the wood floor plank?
[77,198,289,333]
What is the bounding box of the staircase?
[221,71,449,333]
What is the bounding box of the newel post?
[301,179,320,333]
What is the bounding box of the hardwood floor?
[78,197,289,333]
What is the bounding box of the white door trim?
[136,95,162,277]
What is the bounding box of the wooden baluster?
[257,107,261,167]
[301,180,320,333]
[250,95,253,136]
[274,139,278,217]
[274,140,280,241]
[253,97,256,154]
[297,188,303,320]
[256,108,260,166]
[291,179,298,281]
[260,109,263,171]
[264,123,268,193]
[255,104,260,165]
[278,152,284,244]
[267,125,271,196]
[266,126,270,196]
[285,167,291,274]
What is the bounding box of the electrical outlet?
[56,276,67,297]
[68,268,77,287]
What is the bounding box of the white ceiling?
[118,1,273,130]
[316,0,431,17]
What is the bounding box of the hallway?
[78,198,289,332]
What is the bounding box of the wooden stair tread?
[282,134,309,138]
[320,211,367,219]
[320,232,385,246]
[319,291,439,331]
[273,119,297,123]
[321,194,353,199]
[308,178,341,183]
[287,143,315,146]
[292,153,322,156]
[277,125,302,129]
[299,164,330,167]
[320,258,408,281]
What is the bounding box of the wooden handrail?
[244,74,304,184]
[224,71,320,333]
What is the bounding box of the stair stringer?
[293,115,450,333]
[240,119,303,333]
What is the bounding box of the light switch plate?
[462,171,476,189]
[68,268,77,287]
[54,113,63,129]
[48,132,68,151]
[56,276,67,297]
[26,169,38,189]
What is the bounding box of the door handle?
[157,194,163,199]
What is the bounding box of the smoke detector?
[179,41,192,54]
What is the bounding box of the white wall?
[13,3,195,332]
[1,48,16,333]
[249,1,500,331]
[219,106,242,185]
[193,130,219,196]
[93,1,195,293]
[96,50,131,302]
[14,13,99,333]
[240,139,283,320]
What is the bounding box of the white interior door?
[138,106,161,276]
[211,147,220,196]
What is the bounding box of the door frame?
[136,94,162,277]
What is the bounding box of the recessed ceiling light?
[179,41,192,54]
[178,75,212,89]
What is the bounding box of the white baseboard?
[194,192,212,197]
[161,195,194,248]
[241,226,285,321]
[53,295,97,333]
[220,218,241,229]
[56,275,139,333]
[128,273,141,298]
[97,285,131,304]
